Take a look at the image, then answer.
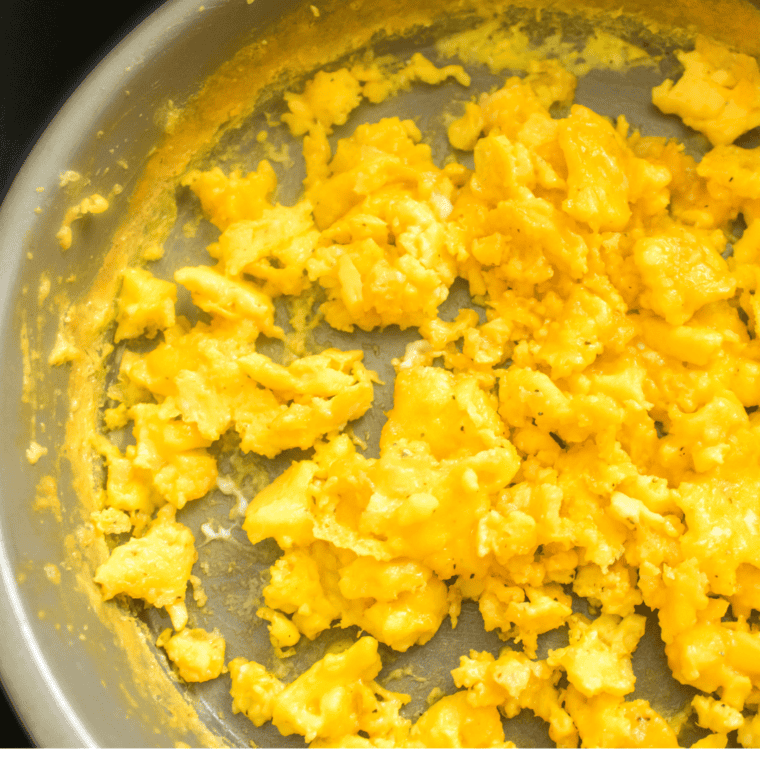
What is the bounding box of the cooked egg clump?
[653,35,760,146]
[91,42,760,747]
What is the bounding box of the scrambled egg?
[90,39,760,747]
[653,35,760,146]
[157,627,226,683]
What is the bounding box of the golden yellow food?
[71,12,760,749]
[652,35,760,146]
[157,627,226,683]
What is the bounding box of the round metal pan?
[1,0,759,747]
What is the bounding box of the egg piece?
[94,517,197,630]
[183,161,277,230]
[114,268,177,343]
[452,648,577,747]
[547,613,647,698]
[157,627,226,683]
[270,637,408,743]
[408,691,510,748]
[652,36,760,146]
[563,685,678,748]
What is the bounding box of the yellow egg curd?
[89,34,760,748]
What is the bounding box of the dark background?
[0,0,165,202]
[0,0,165,747]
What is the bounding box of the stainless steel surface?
[0,0,753,747]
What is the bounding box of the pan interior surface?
[6,0,760,748]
